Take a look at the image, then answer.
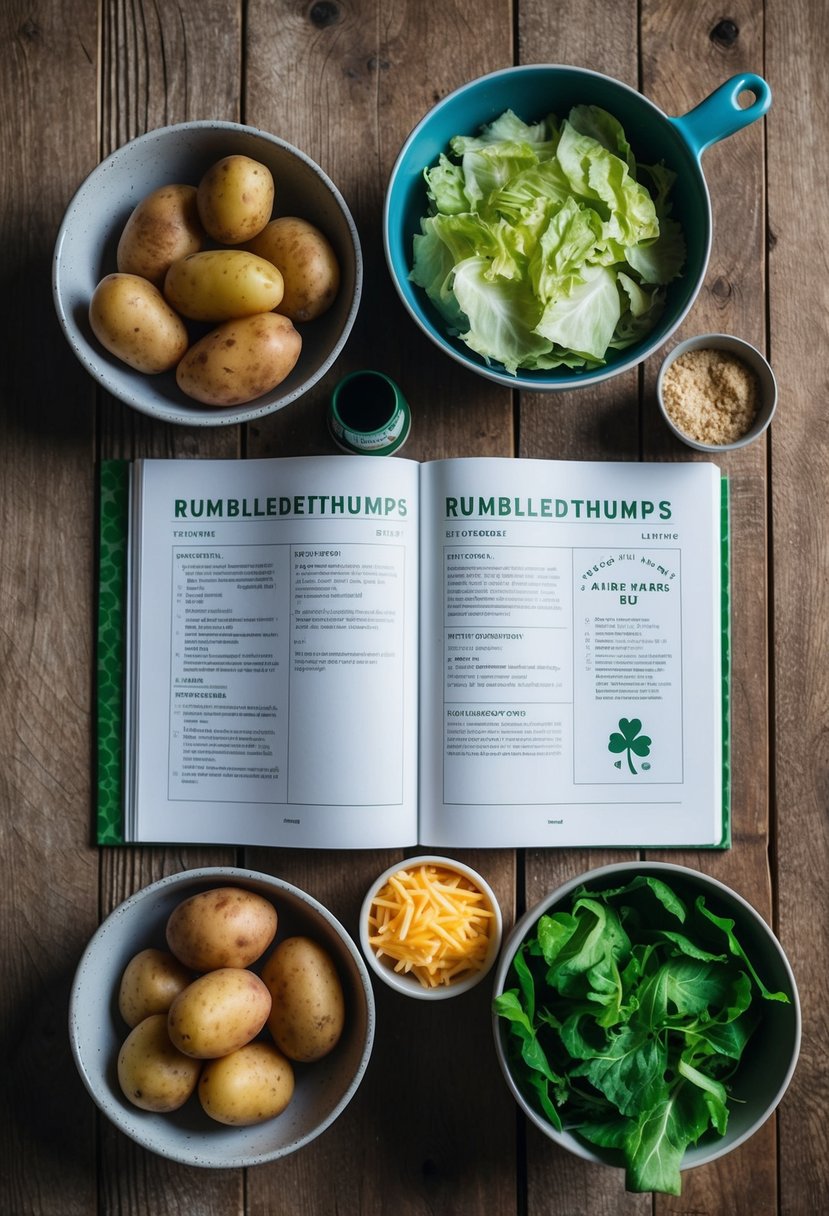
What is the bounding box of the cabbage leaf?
[412,103,686,374]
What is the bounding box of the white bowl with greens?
[491,862,799,1196]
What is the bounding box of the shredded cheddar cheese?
[367,863,495,988]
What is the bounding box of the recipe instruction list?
[165,537,684,809]
[441,542,683,804]
[168,540,408,806]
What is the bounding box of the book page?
[418,458,724,848]
[127,456,420,848]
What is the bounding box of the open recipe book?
[97,454,729,850]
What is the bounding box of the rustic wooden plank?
[243,2,517,1212]
[514,3,648,1213]
[93,2,245,1213]
[766,0,829,1211]
[639,2,776,1211]
[246,0,515,465]
[517,0,643,462]
[95,0,243,461]
[0,3,100,1214]
[3,1,824,1213]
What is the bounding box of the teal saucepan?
[383,65,771,390]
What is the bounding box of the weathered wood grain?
[243,4,517,1212]
[641,4,776,1211]
[0,4,99,1214]
[766,1,829,1212]
[1,0,827,1212]
[93,3,244,1214]
[515,4,647,1213]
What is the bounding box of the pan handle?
[671,73,772,156]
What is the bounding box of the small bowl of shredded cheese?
[657,333,777,452]
[360,856,503,999]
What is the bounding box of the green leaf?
[511,942,537,1021]
[619,717,642,741]
[571,1023,668,1119]
[568,103,636,175]
[455,140,541,210]
[555,121,659,246]
[528,196,604,303]
[575,1113,632,1150]
[546,897,630,994]
[450,255,554,375]
[492,988,535,1038]
[665,959,732,1017]
[623,1088,688,1195]
[524,1068,564,1131]
[695,897,791,1003]
[410,220,467,330]
[596,875,688,924]
[521,1031,560,1083]
[625,216,687,285]
[558,1011,600,1060]
[424,153,470,215]
[686,1009,757,1062]
[536,911,579,965]
[489,161,571,227]
[534,265,622,362]
[656,929,726,961]
[677,1057,729,1135]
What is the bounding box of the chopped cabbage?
[410,104,686,375]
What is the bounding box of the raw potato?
[167,967,272,1059]
[198,1041,295,1126]
[164,249,284,322]
[262,936,345,1062]
[117,1013,202,1112]
[197,154,274,245]
[165,885,278,971]
[118,947,192,1028]
[89,273,189,373]
[116,183,205,286]
[175,312,301,406]
[246,216,340,322]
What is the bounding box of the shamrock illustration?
[608,718,652,774]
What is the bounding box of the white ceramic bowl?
[492,862,800,1179]
[359,854,503,1000]
[53,121,362,426]
[69,867,375,1167]
[657,333,777,451]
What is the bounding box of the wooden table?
[2,1,827,1212]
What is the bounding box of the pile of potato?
[116,885,346,1127]
[89,153,341,406]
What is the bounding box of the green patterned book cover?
[96,460,129,844]
[719,475,732,848]
[94,457,730,849]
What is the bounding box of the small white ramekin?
[359,854,502,1000]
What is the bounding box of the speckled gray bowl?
[53,121,362,426]
[69,867,375,1167]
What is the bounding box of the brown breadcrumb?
[662,348,760,445]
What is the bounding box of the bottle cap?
[328,370,411,456]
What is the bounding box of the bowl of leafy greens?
[492,862,800,1196]
[384,65,770,388]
